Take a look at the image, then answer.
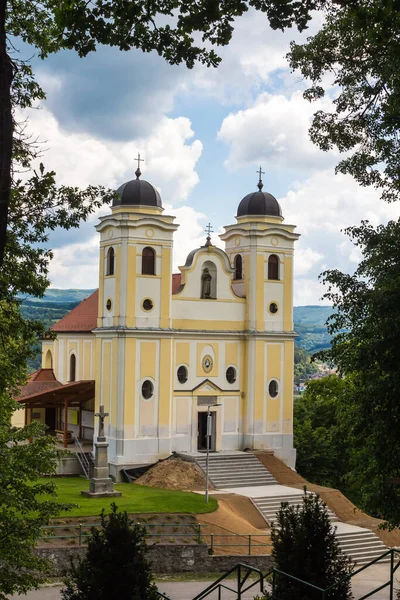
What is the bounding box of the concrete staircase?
[252,493,339,526]
[253,495,389,565]
[195,453,277,488]
[336,528,390,565]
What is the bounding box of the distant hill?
[18,289,95,304]
[20,291,335,370]
[294,305,335,354]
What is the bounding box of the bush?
[62,503,158,600]
[264,491,353,600]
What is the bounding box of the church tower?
[220,170,299,466]
[94,161,178,474]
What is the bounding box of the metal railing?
[154,549,400,600]
[204,533,271,555]
[74,438,91,479]
[266,548,400,600]
[39,522,272,555]
[40,522,203,546]
[192,563,265,600]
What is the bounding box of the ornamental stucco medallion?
[202,355,213,373]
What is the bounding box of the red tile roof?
[17,368,64,400]
[51,275,183,332]
[172,273,182,294]
[51,290,99,332]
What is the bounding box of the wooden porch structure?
[16,369,95,448]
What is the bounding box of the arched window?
[268,254,279,280]
[106,247,115,276]
[69,354,76,382]
[45,349,53,369]
[142,247,155,275]
[234,255,243,280]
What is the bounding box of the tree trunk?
[0,0,12,269]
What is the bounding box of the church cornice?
[92,326,298,340]
[96,214,178,233]
[220,225,300,242]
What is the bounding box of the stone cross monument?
[81,404,122,498]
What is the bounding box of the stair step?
[195,454,276,489]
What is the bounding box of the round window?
[141,380,154,400]
[269,302,278,314]
[269,380,279,398]
[226,366,237,384]
[106,298,112,311]
[142,298,154,311]
[177,365,188,384]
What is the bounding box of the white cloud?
[294,278,330,306]
[49,235,99,288]
[294,246,324,276]
[281,169,400,304]
[185,9,324,104]
[218,91,337,171]
[19,106,202,205]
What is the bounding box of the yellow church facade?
[41,167,299,478]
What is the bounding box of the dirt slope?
[197,495,271,555]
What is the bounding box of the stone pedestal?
[81,439,122,498]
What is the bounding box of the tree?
[62,503,159,600]
[294,375,352,491]
[0,83,116,596]
[1,0,342,270]
[266,492,353,600]
[0,291,75,598]
[0,425,73,599]
[289,0,400,204]
[294,346,318,385]
[317,219,400,526]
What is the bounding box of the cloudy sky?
[23,10,399,305]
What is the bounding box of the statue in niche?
[201,267,212,299]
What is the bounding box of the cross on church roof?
[257,166,265,191]
[135,152,144,179]
[205,222,213,246]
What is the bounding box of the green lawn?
[40,477,218,517]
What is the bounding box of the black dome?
[237,190,282,218]
[113,176,162,208]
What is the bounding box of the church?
[20,163,300,480]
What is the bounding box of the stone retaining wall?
[36,545,273,575]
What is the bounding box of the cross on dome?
[257,166,265,191]
[135,152,144,179]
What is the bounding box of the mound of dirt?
[136,457,209,491]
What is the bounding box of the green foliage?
[293,347,318,385]
[315,219,400,526]
[265,492,353,600]
[62,503,159,600]
[294,376,353,491]
[0,415,73,599]
[288,1,400,203]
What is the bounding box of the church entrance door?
[197,411,216,452]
